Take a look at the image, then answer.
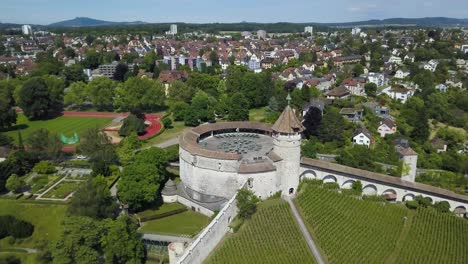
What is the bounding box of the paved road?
[153,136,179,148]
[284,195,325,264]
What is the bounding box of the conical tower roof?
[161,179,177,195]
[271,105,305,134]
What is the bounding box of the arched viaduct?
[300,158,467,215]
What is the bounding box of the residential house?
[435,83,448,93]
[158,70,189,95]
[381,85,414,103]
[367,72,386,86]
[431,138,448,153]
[377,118,397,137]
[343,78,365,96]
[325,86,350,100]
[339,108,363,122]
[395,69,410,79]
[333,55,362,67]
[423,60,439,72]
[248,54,262,73]
[363,102,390,118]
[353,127,373,147]
[404,53,415,63]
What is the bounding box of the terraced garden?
[296,180,468,264]
[205,199,315,264]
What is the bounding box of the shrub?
[229,217,244,233]
[433,201,450,213]
[5,174,25,193]
[0,215,34,239]
[351,180,363,194]
[0,255,21,264]
[33,160,57,174]
[162,116,173,129]
[237,189,260,219]
[405,200,420,210]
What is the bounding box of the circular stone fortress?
[175,104,304,214]
[163,104,468,217]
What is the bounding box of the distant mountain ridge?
[48,17,147,27]
[1,17,467,29]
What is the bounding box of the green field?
[137,203,186,219]
[205,199,316,264]
[0,200,67,249]
[138,210,209,236]
[249,107,267,122]
[1,114,112,143]
[142,120,187,148]
[296,181,468,264]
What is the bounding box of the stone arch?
[322,175,337,183]
[382,189,397,201]
[341,180,355,189]
[402,193,415,202]
[362,184,378,196]
[300,170,317,181]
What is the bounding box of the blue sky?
[1,0,467,25]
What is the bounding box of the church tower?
[271,95,305,195]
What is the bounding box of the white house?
[381,86,414,103]
[388,56,403,65]
[395,69,410,79]
[248,54,262,73]
[423,60,439,72]
[435,83,448,93]
[367,72,385,86]
[377,118,397,137]
[353,128,373,148]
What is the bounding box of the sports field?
[1,113,113,144]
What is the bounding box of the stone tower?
[397,146,418,182]
[271,95,305,195]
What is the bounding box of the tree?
[184,90,217,126]
[351,180,363,194]
[63,64,87,86]
[27,129,63,160]
[143,51,157,72]
[0,133,13,147]
[119,114,146,136]
[364,83,377,97]
[6,174,24,193]
[169,101,189,121]
[117,133,141,165]
[79,127,117,165]
[114,77,165,112]
[100,216,145,264]
[433,201,450,213]
[353,64,364,76]
[0,80,17,128]
[317,108,346,143]
[236,189,260,219]
[64,81,87,108]
[43,75,65,115]
[18,77,51,120]
[33,161,56,174]
[86,77,116,111]
[187,72,220,97]
[68,175,118,220]
[113,63,128,82]
[118,148,168,210]
[49,217,103,264]
[227,92,249,121]
[82,49,101,69]
[167,80,194,103]
[303,107,322,138]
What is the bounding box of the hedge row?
[0,215,34,239]
[139,207,187,222]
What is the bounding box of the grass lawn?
[0,200,67,248]
[249,107,267,122]
[142,121,187,148]
[138,210,210,237]
[29,174,63,194]
[137,203,186,219]
[42,181,83,199]
[1,113,113,144]
[428,119,467,140]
